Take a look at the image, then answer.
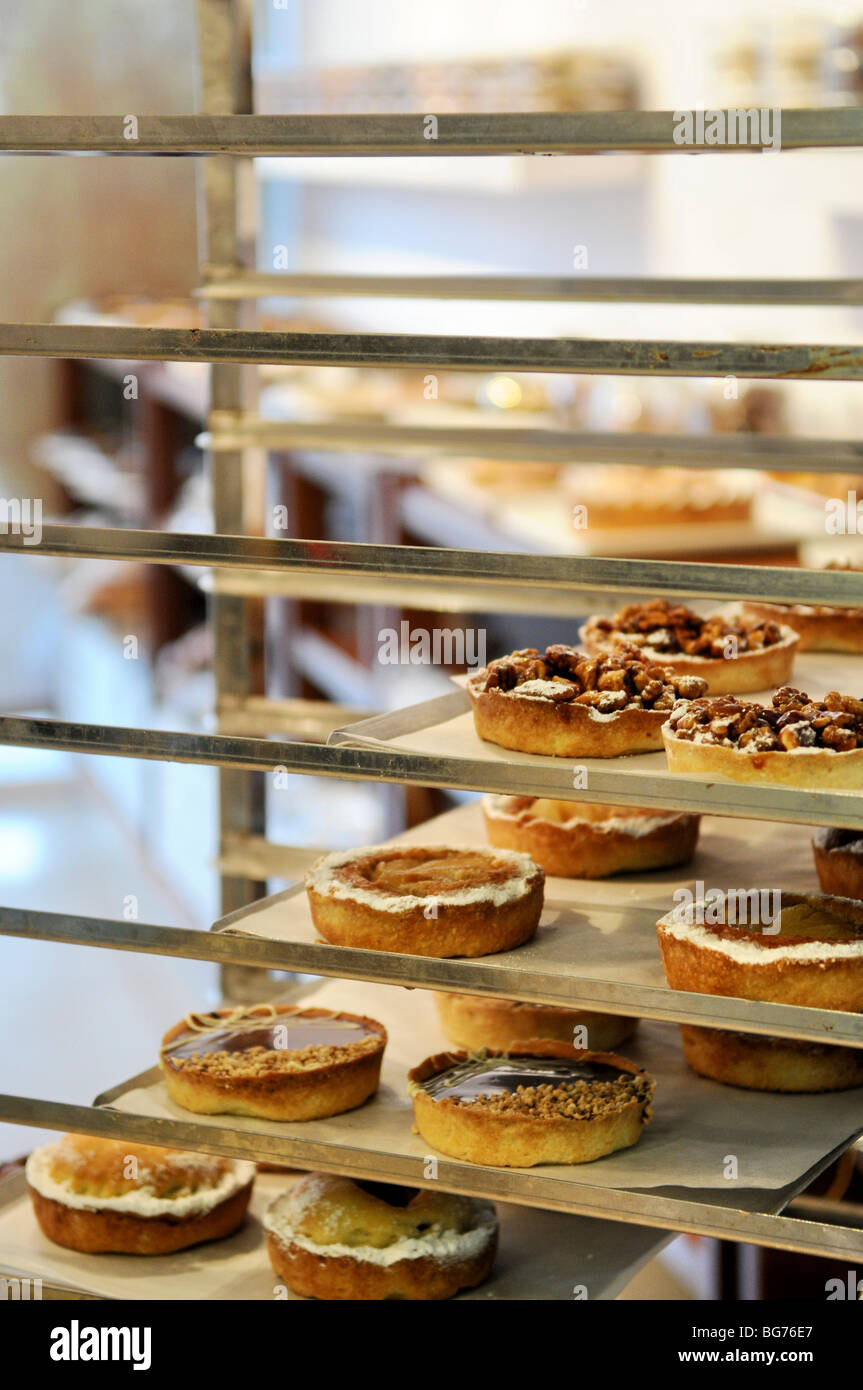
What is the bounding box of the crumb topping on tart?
[666,686,863,752]
[814,827,863,855]
[584,598,787,659]
[416,1054,654,1121]
[306,844,541,912]
[161,1005,383,1079]
[477,644,707,714]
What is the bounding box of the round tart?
[813,828,863,899]
[305,844,544,957]
[581,598,798,695]
[482,794,700,878]
[743,563,863,653]
[159,1004,386,1120]
[663,686,863,789]
[408,1042,654,1167]
[26,1134,255,1255]
[264,1173,497,1301]
[678,1025,863,1094]
[656,891,863,1011]
[468,645,707,759]
[564,465,752,530]
[434,991,636,1052]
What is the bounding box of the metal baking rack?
[0,0,862,1275]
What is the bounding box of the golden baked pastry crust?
[581,599,798,695]
[678,1025,863,1093]
[409,1042,654,1168]
[29,1182,252,1256]
[26,1135,254,1255]
[434,990,636,1052]
[482,794,700,877]
[265,1173,496,1301]
[468,645,706,759]
[160,1005,386,1120]
[656,892,863,1011]
[306,844,544,958]
[742,600,863,653]
[813,829,863,899]
[663,687,863,789]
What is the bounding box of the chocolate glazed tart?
[408,1042,654,1168]
[159,1005,387,1121]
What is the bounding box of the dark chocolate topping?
[422,1055,629,1101]
[164,1017,371,1062]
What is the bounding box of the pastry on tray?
[26,1134,255,1254]
[481,794,700,877]
[563,465,753,530]
[264,1172,497,1301]
[677,1026,863,1093]
[742,563,863,653]
[662,686,863,789]
[159,1003,386,1120]
[305,844,544,957]
[580,598,799,695]
[434,991,636,1052]
[657,890,863,1091]
[813,828,863,899]
[408,1042,654,1167]
[467,645,707,758]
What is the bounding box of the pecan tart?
[743,564,863,653]
[482,794,700,878]
[305,844,544,957]
[264,1173,497,1301]
[159,1004,387,1120]
[657,891,863,1090]
[581,598,798,694]
[434,991,636,1053]
[663,686,863,789]
[408,1042,654,1167]
[468,645,707,758]
[813,828,863,900]
[26,1134,255,1255]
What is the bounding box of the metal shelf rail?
[0,0,862,1267]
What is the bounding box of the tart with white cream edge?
[264,1172,497,1301]
[26,1134,255,1254]
[657,891,863,1091]
[305,844,544,957]
[482,794,700,878]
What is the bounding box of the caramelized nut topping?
[666,686,863,752]
[585,598,786,658]
[453,1075,654,1120]
[481,645,707,710]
